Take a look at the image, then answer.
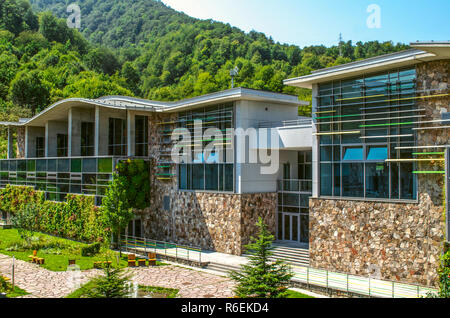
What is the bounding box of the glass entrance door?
[278,212,306,242]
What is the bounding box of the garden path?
[0,254,235,298]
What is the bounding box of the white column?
[24,126,29,158]
[127,110,132,157]
[45,122,49,157]
[94,106,100,156]
[311,84,319,198]
[7,126,13,159]
[68,108,73,157]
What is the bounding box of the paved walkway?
[0,254,235,298]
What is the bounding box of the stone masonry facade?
[309,60,449,288]
[136,111,277,256]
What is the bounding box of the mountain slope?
[29,0,410,111]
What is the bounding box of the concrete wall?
[97,107,127,156]
[46,121,67,157]
[26,126,45,158]
[69,107,95,157]
[235,100,300,194]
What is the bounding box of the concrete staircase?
[206,242,310,275]
[270,242,310,267]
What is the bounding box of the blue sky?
[162,0,450,48]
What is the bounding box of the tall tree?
[229,218,293,298]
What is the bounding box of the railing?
[291,265,437,298]
[277,179,312,193]
[120,235,203,264]
[258,118,312,129]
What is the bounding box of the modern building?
[0,41,448,288]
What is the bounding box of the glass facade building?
[317,68,418,200]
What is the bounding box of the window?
[56,134,68,157]
[135,116,148,157]
[176,104,234,193]
[343,147,364,161]
[108,118,126,156]
[178,164,234,192]
[36,137,45,158]
[81,122,94,156]
[317,68,417,200]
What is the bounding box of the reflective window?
[343,147,364,161]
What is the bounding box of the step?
[206,262,242,274]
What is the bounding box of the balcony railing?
[258,118,312,129]
[277,179,312,193]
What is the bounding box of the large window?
[108,118,126,156]
[81,122,94,156]
[36,137,44,158]
[176,104,234,192]
[178,164,234,192]
[317,68,417,200]
[56,134,68,157]
[135,116,148,157]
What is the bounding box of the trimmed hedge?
[0,185,108,243]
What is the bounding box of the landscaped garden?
[0,275,28,298]
[0,228,160,271]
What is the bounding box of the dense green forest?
[0,0,410,125]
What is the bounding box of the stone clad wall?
[309,60,449,288]
[138,112,277,255]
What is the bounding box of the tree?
[9,69,50,114]
[229,218,293,298]
[101,170,134,252]
[87,264,132,298]
[10,203,39,245]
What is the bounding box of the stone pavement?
[0,254,235,298]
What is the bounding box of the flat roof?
[284,42,450,89]
[2,87,307,127]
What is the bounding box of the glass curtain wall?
[317,68,417,200]
[177,103,234,192]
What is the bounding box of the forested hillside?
[0,0,410,130]
[29,0,410,107]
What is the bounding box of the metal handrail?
[258,119,313,129]
[277,179,312,193]
[120,234,203,263]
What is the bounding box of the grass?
[65,280,97,298]
[0,276,29,298]
[138,285,179,298]
[0,228,164,271]
[66,281,179,298]
[285,289,315,298]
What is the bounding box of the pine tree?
[229,218,293,298]
[87,264,132,298]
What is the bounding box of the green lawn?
[4,285,29,298]
[66,281,179,298]
[0,228,165,271]
[285,289,315,298]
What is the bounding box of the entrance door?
[279,213,299,242]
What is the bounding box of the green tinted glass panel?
[71,159,82,173]
[27,160,36,172]
[98,158,113,173]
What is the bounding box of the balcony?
[0,156,121,205]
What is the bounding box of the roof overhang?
[1,88,307,127]
[284,43,450,89]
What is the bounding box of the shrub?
[0,185,108,243]
[81,242,102,257]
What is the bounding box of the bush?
[81,242,102,257]
[0,185,108,243]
